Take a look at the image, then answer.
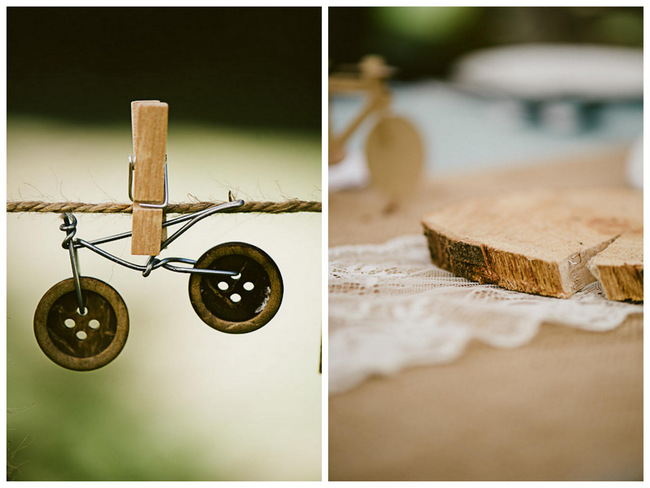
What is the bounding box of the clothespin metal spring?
[128,154,169,209]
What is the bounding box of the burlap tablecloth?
[328,145,643,481]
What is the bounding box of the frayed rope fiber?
[6,200,321,214]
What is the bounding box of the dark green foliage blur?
[7,7,321,132]
[329,7,643,79]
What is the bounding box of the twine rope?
[6,199,321,214]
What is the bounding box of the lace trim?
[329,235,642,394]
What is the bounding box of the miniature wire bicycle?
[33,198,284,371]
[33,101,286,371]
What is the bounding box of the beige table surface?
[328,145,643,481]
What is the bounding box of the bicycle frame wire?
[61,214,87,314]
[60,200,245,284]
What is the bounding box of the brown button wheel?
[188,242,283,333]
[33,277,129,371]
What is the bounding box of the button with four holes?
[189,242,283,333]
[34,277,129,371]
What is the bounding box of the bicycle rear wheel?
[188,242,283,334]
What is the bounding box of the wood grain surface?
[421,188,642,300]
[131,100,168,256]
[588,230,643,301]
[132,101,167,203]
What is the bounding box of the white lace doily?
[329,235,642,395]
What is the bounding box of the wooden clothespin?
[130,100,168,256]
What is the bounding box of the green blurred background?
[329,6,643,79]
[7,7,321,481]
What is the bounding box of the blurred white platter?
[452,43,643,101]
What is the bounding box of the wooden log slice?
[421,188,642,301]
[587,230,643,301]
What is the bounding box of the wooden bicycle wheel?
[34,277,129,371]
[188,242,283,334]
[365,115,424,200]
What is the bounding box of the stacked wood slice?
[422,188,642,301]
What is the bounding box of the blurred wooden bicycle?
[329,55,424,202]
